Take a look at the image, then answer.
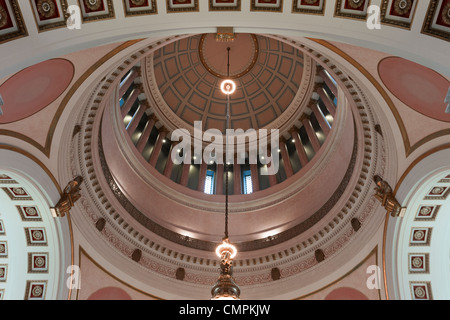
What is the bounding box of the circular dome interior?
[149,33,306,132]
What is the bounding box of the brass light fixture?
[211,47,241,300]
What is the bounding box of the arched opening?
[386,147,450,300]
[0,147,73,300]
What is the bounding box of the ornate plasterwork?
[78,0,115,22]
[250,0,283,12]
[65,34,387,292]
[380,0,418,29]
[123,0,157,16]
[334,0,370,20]
[166,0,198,13]
[209,0,241,11]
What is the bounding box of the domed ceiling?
[148,33,307,132]
[62,33,389,300]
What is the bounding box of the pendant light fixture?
[211,47,241,300]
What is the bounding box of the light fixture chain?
[224,47,231,240]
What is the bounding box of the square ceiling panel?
[380,0,418,29]
[29,0,68,31]
[422,0,450,41]
[25,280,47,300]
[0,0,27,43]
[166,0,199,13]
[334,0,370,20]
[78,0,114,22]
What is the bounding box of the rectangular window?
[120,69,133,88]
[323,69,337,86]
[242,170,253,195]
[204,170,215,195]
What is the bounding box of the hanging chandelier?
[211,47,241,300]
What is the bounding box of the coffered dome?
[145,34,312,134]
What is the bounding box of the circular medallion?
[393,0,412,15]
[84,0,102,11]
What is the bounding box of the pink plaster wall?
[328,40,450,151]
[0,41,125,149]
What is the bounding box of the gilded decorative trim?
[250,0,283,12]
[421,0,450,42]
[29,0,69,32]
[334,0,371,20]
[311,39,426,157]
[166,0,199,13]
[0,0,28,44]
[380,0,418,30]
[393,143,450,196]
[198,33,259,79]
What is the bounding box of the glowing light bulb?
[220,79,236,95]
[215,238,237,259]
